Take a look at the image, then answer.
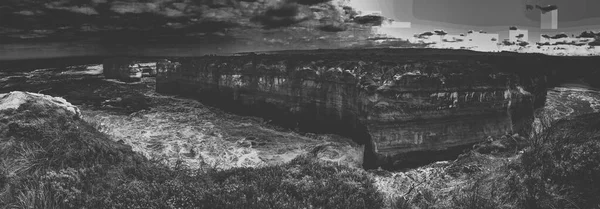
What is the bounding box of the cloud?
[535,4,558,13]
[292,0,331,6]
[318,24,346,32]
[525,4,534,11]
[415,31,434,38]
[251,3,311,28]
[15,10,36,16]
[91,0,108,4]
[545,33,568,39]
[578,31,600,38]
[44,1,99,15]
[433,30,447,35]
[110,2,159,14]
[0,0,388,48]
[352,15,384,26]
[63,6,99,15]
[442,37,463,43]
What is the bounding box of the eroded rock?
[0,91,81,119]
[154,48,600,169]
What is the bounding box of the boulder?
[0,91,81,119]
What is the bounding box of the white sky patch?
[15,10,35,16]
[68,6,99,15]
[111,2,159,14]
[45,5,99,15]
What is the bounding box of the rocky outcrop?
[103,58,164,82]
[155,48,597,169]
[0,91,81,119]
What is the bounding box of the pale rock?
[0,91,81,119]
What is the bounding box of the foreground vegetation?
[0,100,385,209]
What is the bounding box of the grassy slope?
[0,97,385,209]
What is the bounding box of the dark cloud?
[442,37,463,42]
[351,38,431,49]
[549,33,568,39]
[535,4,558,13]
[578,31,600,38]
[342,6,358,19]
[292,0,331,6]
[525,4,534,11]
[542,33,569,39]
[415,31,433,38]
[318,24,346,32]
[433,30,447,36]
[251,3,310,28]
[352,15,384,26]
[0,0,387,49]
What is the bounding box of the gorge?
[151,48,600,169]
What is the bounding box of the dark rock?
[103,58,165,82]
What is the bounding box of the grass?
[0,99,385,209]
[441,112,600,209]
[369,111,600,209]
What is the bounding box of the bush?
[518,113,600,209]
[0,101,141,172]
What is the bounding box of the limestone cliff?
[154,49,593,169]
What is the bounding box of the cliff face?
[103,58,165,82]
[156,49,551,168]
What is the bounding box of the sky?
[348,0,600,44]
[0,0,600,59]
[350,0,600,26]
[0,0,388,59]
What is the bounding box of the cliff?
[102,58,164,82]
[154,48,598,169]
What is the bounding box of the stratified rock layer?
[155,48,599,169]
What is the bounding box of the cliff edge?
[155,48,599,169]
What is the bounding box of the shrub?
[0,101,141,172]
[411,188,438,209]
[518,113,600,209]
[390,196,411,209]
[451,182,498,209]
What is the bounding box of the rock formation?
[155,48,600,169]
[0,91,81,119]
[103,58,165,82]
